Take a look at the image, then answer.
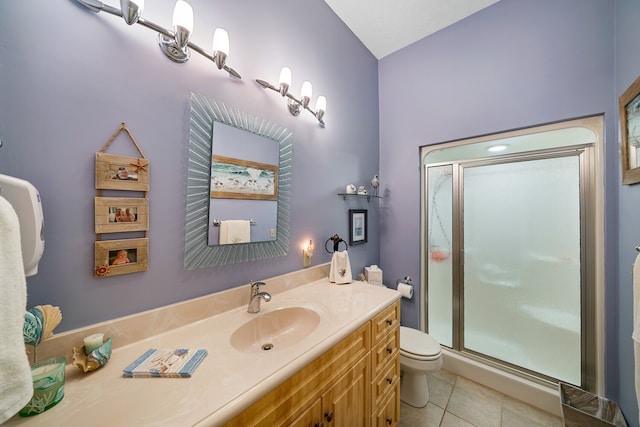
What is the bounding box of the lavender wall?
[0,1,380,331]
[378,0,625,418]
[616,0,640,425]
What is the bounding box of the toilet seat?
[400,326,441,359]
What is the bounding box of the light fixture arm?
[73,0,241,79]
[256,78,326,126]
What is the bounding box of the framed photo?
[96,152,149,191]
[94,238,148,277]
[620,74,640,185]
[349,209,368,246]
[95,197,149,234]
[210,155,278,201]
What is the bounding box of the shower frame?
[419,115,604,394]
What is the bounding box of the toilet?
[399,326,443,408]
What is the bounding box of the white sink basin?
[230,307,321,353]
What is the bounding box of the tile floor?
[399,370,564,427]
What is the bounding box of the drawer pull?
[325,411,334,422]
[386,348,393,354]
[386,377,393,384]
[386,319,393,326]
[314,423,325,427]
[386,418,393,425]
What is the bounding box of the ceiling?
[322,0,501,59]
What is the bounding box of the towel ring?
[325,234,348,253]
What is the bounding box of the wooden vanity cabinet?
[223,300,400,427]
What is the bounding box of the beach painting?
[210,155,278,201]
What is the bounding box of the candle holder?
[72,337,113,373]
[19,356,66,417]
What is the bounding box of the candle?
[84,333,104,354]
[19,356,66,417]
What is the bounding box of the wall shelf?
[337,193,382,202]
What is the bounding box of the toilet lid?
[400,326,441,357]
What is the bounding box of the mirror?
[620,74,640,185]
[207,122,279,245]
[184,93,292,269]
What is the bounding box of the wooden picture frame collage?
[94,123,149,277]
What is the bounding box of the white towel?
[633,253,640,421]
[0,195,33,423]
[329,250,352,284]
[219,220,250,244]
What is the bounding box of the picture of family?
[108,248,137,266]
[109,207,138,223]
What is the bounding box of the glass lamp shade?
[212,28,229,56]
[279,67,291,96]
[315,96,326,113]
[300,81,312,107]
[173,0,194,38]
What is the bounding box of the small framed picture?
[349,209,368,246]
[95,152,149,191]
[95,197,149,234]
[94,238,148,277]
[620,74,640,185]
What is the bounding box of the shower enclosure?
[421,116,603,392]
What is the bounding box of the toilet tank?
[0,174,45,276]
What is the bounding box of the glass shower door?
[462,156,581,385]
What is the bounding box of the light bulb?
[212,28,229,56]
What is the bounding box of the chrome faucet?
[247,280,271,313]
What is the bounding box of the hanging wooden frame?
[94,122,149,277]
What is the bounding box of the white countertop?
[7,279,400,427]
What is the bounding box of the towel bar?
[212,219,256,227]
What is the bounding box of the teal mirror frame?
[184,92,292,269]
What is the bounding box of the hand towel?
[633,253,640,421]
[0,195,33,423]
[329,250,352,284]
[219,220,250,244]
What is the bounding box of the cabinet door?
[321,357,370,427]
[289,397,323,427]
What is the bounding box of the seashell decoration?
[23,305,62,346]
[72,337,113,373]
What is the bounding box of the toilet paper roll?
[397,282,414,299]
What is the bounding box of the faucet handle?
[250,280,266,291]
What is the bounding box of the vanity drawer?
[373,381,400,427]
[371,355,400,409]
[371,325,399,379]
[371,301,400,345]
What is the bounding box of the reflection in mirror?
[184,93,292,269]
[208,122,279,245]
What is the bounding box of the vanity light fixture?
[256,67,326,126]
[74,0,241,79]
[302,240,314,267]
[487,144,508,152]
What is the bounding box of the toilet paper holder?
[396,276,413,286]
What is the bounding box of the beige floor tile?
[427,373,454,409]
[502,396,563,427]
[400,401,444,427]
[446,378,502,427]
[440,412,477,427]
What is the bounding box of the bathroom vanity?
[224,300,400,427]
[5,267,401,427]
